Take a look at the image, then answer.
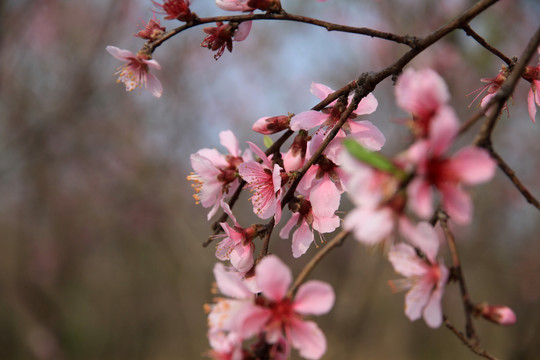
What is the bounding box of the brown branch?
[146,13,415,54]
[487,146,540,210]
[462,24,513,65]
[286,230,349,298]
[257,218,276,261]
[438,211,477,341]
[444,317,500,360]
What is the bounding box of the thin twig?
[444,317,500,360]
[487,146,540,210]
[146,13,415,54]
[286,230,349,298]
[462,24,513,65]
[439,211,477,341]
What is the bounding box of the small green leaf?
[263,135,274,148]
[343,138,403,176]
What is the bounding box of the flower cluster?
[104,2,525,356]
[206,255,334,359]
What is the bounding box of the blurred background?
[0,0,539,359]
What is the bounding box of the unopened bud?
[478,303,516,326]
[252,115,289,135]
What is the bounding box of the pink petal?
[345,207,394,245]
[216,0,252,12]
[213,262,253,299]
[293,281,335,315]
[279,212,300,239]
[256,255,291,302]
[144,58,161,70]
[422,264,448,328]
[352,93,378,116]
[405,277,433,322]
[221,201,240,227]
[220,130,240,157]
[408,178,433,219]
[146,73,163,98]
[400,221,439,263]
[292,219,314,258]
[230,243,254,273]
[289,319,327,360]
[197,148,228,168]
[246,141,272,168]
[451,146,495,185]
[429,105,459,156]
[310,175,341,219]
[528,87,537,123]
[290,111,328,131]
[348,120,386,151]
[395,68,449,116]
[441,183,472,225]
[237,304,272,339]
[105,45,134,61]
[310,82,334,101]
[311,213,340,234]
[388,243,428,277]
[234,20,252,42]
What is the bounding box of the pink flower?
[201,21,252,60]
[290,82,384,153]
[254,256,335,359]
[207,256,335,359]
[152,0,192,21]
[478,304,517,326]
[395,68,450,138]
[468,67,508,114]
[279,195,340,258]
[238,142,284,223]
[134,16,166,41]
[214,202,257,272]
[404,109,496,224]
[106,46,163,98]
[188,130,251,220]
[388,222,449,328]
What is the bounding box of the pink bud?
[479,304,516,326]
[252,115,289,135]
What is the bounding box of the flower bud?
[252,115,289,135]
[478,303,516,326]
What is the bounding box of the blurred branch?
[485,146,540,210]
[287,230,349,298]
[462,24,513,65]
[444,317,500,360]
[439,210,477,341]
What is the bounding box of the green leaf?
[263,135,274,149]
[343,138,403,176]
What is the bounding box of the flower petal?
[289,319,327,360]
[293,280,335,315]
[292,219,314,258]
[290,111,328,131]
[256,255,291,302]
[213,262,253,299]
[451,146,495,185]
